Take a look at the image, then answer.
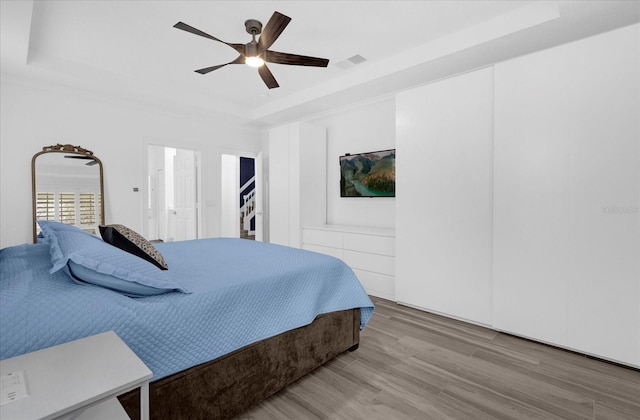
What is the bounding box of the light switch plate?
[1,370,29,406]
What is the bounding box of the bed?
[0,223,374,419]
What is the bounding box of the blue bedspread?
[0,239,374,380]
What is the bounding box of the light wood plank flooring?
[238,297,640,420]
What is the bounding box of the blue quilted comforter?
[0,238,374,380]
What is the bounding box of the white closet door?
[396,67,494,326]
[493,24,639,366]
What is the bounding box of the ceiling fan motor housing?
[244,19,262,35]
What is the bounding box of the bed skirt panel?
[119,308,360,419]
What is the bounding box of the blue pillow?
[41,228,189,297]
[39,221,74,265]
[37,220,89,234]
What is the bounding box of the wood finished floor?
[237,296,640,420]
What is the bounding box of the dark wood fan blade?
[257,12,291,52]
[265,50,329,67]
[195,55,245,74]
[64,155,97,166]
[65,155,94,160]
[195,64,228,74]
[258,65,279,89]
[174,22,245,54]
[174,21,225,43]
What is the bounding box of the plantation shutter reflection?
[36,192,56,221]
[97,193,102,224]
[58,193,76,225]
[79,192,98,234]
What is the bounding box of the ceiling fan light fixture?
[245,55,265,67]
[244,39,264,67]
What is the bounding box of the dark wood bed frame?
[119,308,360,419]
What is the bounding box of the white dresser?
[302,225,395,300]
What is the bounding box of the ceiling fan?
[173,11,329,89]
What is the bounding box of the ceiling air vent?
[335,54,367,69]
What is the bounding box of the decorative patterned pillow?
[99,224,168,270]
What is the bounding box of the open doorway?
[239,157,256,240]
[147,145,200,242]
[220,153,263,241]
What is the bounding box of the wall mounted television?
[339,149,396,197]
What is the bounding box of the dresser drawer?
[343,233,395,256]
[302,244,344,260]
[343,250,394,276]
[302,228,344,249]
[352,269,395,300]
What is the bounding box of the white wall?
[0,78,261,247]
[267,125,290,246]
[309,97,396,229]
[268,122,326,248]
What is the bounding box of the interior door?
[173,149,197,241]
[220,154,239,238]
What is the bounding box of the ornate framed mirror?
[31,144,105,243]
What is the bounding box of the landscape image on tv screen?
[340,149,395,197]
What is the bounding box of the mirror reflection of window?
[34,191,101,235]
[32,145,104,242]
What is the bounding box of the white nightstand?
[0,331,152,420]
